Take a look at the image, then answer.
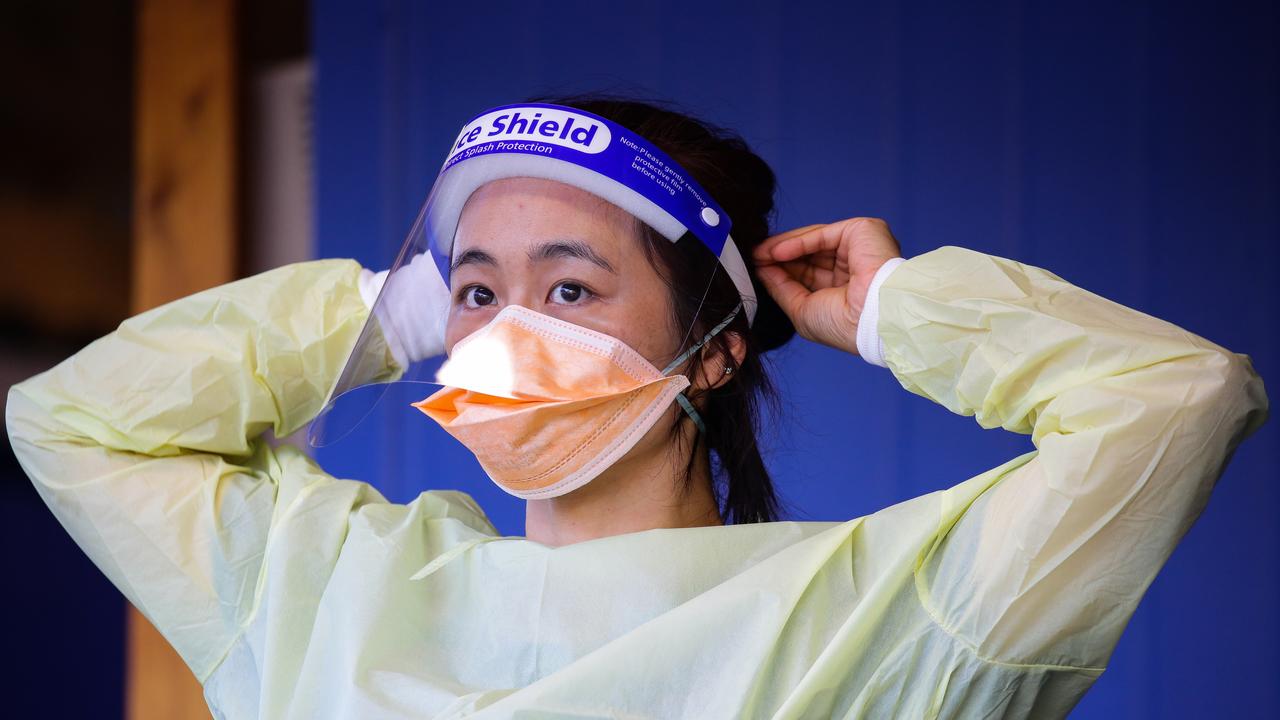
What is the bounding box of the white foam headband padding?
[427,153,759,326]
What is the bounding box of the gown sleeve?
[4,259,405,682]
[875,246,1269,670]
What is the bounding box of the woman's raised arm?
[876,245,1267,669]
[756,223,1267,670]
[4,259,400,681]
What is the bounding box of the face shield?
[307,103,758,495]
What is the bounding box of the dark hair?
[527,92,796,524]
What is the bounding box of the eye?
[548,281,593,305]
[459,285,496,309]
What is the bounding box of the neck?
[524,425,722,547]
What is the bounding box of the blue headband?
[424,103,758,326]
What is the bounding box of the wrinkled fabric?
[5,247,1267,719]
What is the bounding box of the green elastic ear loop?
[660,302,743,435]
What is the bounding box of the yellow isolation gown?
[5,246,1268,719]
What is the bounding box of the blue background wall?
[312,1,1277,716]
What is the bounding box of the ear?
[697,331,748,391]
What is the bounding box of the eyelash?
[455,281,595,309]
[456,285,494,309]
[550,281,595,306]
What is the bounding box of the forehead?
[453,177,638,254]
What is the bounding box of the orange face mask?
[411,303,739,499]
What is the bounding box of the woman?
[6,96,1268,719]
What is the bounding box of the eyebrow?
[450,248,498,275]
[527,240,617,275]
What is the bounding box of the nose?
[501,284,544,313]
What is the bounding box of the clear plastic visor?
[307,174,739,449]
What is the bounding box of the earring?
[723,365,735,376]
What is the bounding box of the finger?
[780,258,813,287]
[780,247,839,270]
[754,224,826,262]
[755,263,812,320]
[780,255,847,290]
[807,249,840,272]
[803,263,846,289]
[766,224,845,263]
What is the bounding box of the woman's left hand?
[752,217,902,356]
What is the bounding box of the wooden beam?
[132,0,238,311]
[129,0,238,718]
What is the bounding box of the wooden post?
[129,0,237,717]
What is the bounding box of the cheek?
[443,322,460,355]
[533,302,674,368]
[624,264,682,364]
[636,319,677,365]
[444,311,488,355]
[611,297,680,367]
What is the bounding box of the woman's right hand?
[752,217,902,357]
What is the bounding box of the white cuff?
[855,257,906,368]
[357,267,389,310]
[357,253,450,368]
[357,267,409,370]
